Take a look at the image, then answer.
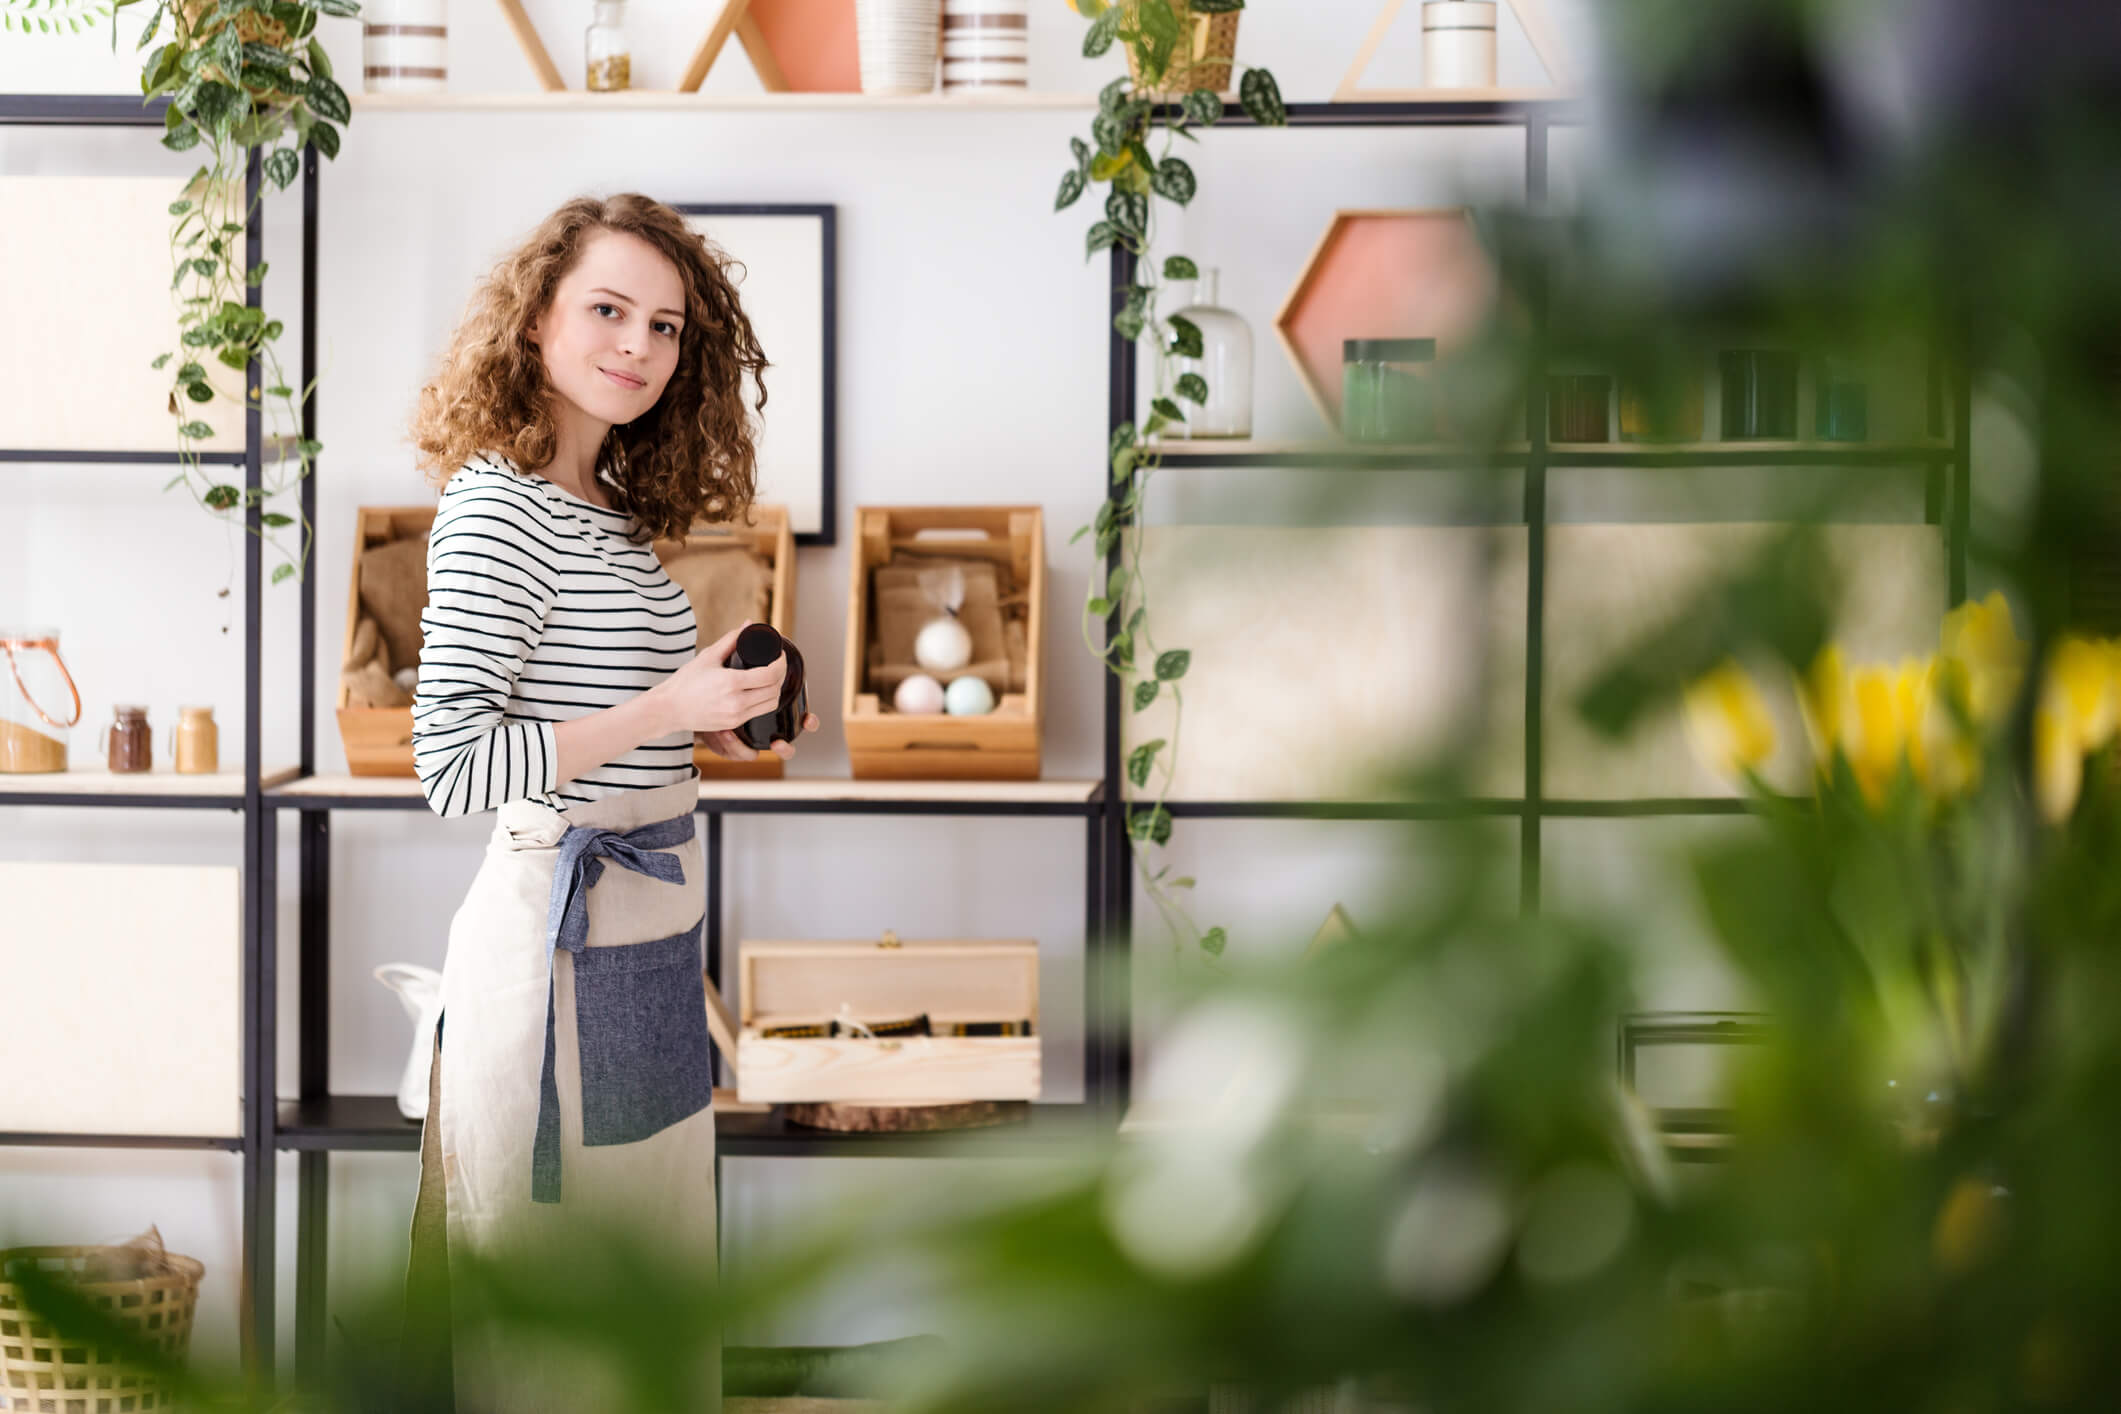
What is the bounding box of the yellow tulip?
[1798,643,1847,765]
[2032,634,2121,823]
[1939,590,2027,731]
[2035,705,2083,825]
[1681,660,1777,781]
[1842,658,1927,805]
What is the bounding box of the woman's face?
[527,227,687,428]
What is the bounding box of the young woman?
[399,193,817,1411]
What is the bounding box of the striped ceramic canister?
[363,0,448,93]
[941,0,1027,92]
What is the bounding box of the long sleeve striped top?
[411,451,699,818]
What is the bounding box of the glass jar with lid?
[0,628,82,773]
[585,0,632,92]
[1341,339,1437,443]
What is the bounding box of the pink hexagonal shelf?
[1273,208,1499,433]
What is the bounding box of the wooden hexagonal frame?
[1272,207,1499,434]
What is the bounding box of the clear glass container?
[0,627,81,773]
[1166,268,1253,439]
[585,0,631,92]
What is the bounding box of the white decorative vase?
[941,0,1027,93]
[375,962,444,1121]
[855,0,941,95]
[1422,1,1497,90]
[1167,268,1254,439]
[362,0,449,94]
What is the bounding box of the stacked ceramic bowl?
[361,0,448,94]
[855,0,941,95]
[941,0,1028,92]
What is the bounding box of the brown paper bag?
[660,543,773,652]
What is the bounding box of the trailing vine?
[1056,0,1286,959]
[121,0,356,590]
[1,0,115,36]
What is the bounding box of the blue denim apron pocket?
[531,811,701,1204]
[572,923,716,1149]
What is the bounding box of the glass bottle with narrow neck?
[1167,267,1253,439]
[586,0,631,92]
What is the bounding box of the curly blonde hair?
[410,194,769,542]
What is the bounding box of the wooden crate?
[843,506,1045,780]
[337,505,438,777]
[735,935,1040,1106]
[653,504,797,780]
[336,503,797,779]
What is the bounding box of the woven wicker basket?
[0,1244,204,1414]
[1124,0,1241,97]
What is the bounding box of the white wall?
[2,0,1867,1369]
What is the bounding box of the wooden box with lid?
[335,503,797,778]
[842,505,1046,780]
[732,932,1041,1105]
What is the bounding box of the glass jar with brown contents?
[105,704,152,774]
[585,0,631,91]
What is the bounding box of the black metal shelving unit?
[1099,95,1974,1100]
[4,88,1973,1389]
[0,91,284,1376]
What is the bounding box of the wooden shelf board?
[0,765,299,798]
[1548,439,1953,456]
[271,774,1100,806]
[350,89,1102,113]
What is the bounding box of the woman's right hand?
[653,622,786,735]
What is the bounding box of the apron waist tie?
[533,811,695,1203]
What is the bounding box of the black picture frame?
[676,203,838,547]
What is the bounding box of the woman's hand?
[653,623,788,735]
[696,710,823,763]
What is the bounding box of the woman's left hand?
[696,712,822,763]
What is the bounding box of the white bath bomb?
[914,615,974,673]
[894,673,946,715]
[944,675,996,716]
[393,667,419,693]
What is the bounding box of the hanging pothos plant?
[115,0,357,591]
[1056,0,1286,960]
[1,0,116,36]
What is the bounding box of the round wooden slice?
[784,1100,1029,1133]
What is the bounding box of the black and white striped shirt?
[412,452,698,818]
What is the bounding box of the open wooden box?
[338,505,439,777]
[734,935,1041,1106]
[336,503,797,779]
[843,506,1046,780]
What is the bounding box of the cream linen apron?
[427,776,719,1411]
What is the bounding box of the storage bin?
[735,933,1041,1105]
[843,506,1045,780]
[337,503,797,778]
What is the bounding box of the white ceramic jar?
[1422,1,1497,91]
[855,0,941,95]
[362,0,448,94]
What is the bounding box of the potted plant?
[1056,0,1284,962]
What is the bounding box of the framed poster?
[677,204,837,545]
